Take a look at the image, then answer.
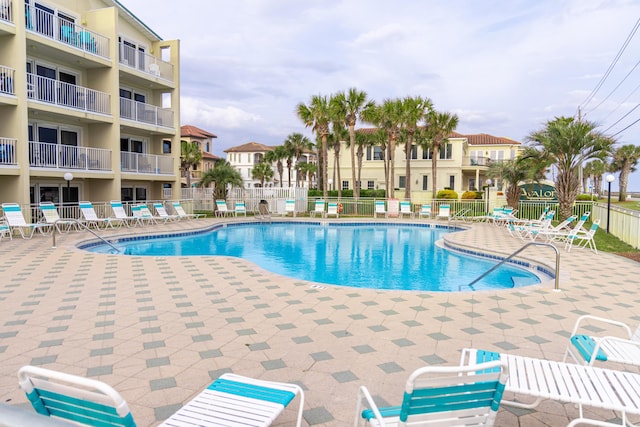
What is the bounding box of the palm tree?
[487,156,544,209]
[180,140,203,188]
[331,88,375,198]
[251,162,274,188]
[422,110,459,197]
[400,96,433,199]
[362,99,403,196]
[526,117,615,220]
[198,160,243,199]
[583,159,606,197]
[610,144,640,201]
[264,145,287,187]
[296,161,317,189]
[283,133,313,187]
[297,95,333,198]
[328,124,349,198]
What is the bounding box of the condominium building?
[225,142,317,188]
[327,130,523,197]
[180,125,219,188]
[0,0,181,210]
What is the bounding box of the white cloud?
[181,98,263,130]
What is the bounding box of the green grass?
[593,227,638,253]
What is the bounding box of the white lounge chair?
[354,360,508,426]
[326,202,339,218]
[435,204,450,220]
[39,202,78,233]
[80,201,121,229]
[565,219,600,253]
[310,200,325,218]
[215,199,232,217]
[284,199,296,217]
[234,201,247,217]
[563,314,640,368]
[0,219,11,240]
[2,203,51,239]
[531,214,577,242]
[418,204,432,219]
[153,203,180,221]
[399,201,413,219]
[373,201,387,218]
[463,347,640,426]
[110,201,140,227]
[137,204,168,224]
[18,365,304,427]
[172,202,202,220]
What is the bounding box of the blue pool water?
[87,222,541,292]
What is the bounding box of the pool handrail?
[51,218,121,253]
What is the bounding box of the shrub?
[461,191,482,199]
[576,194,597,201]
[436,189,458,199]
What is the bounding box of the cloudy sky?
[122,0,640,191]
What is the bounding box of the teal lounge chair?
[2,203,52,239]
[79,201,121,229]
[18,366,304,427]
[354,360,508,426]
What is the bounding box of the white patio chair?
[418,204,432,219]
[326,202,339,218]
[39,202,78,233]
[373,201,387,218]
[18,366,304,427]
[2,203,52,239]
[399,201,414,219]
[354,360,508,426]
[563,314,640,368]
[310,200,325,218]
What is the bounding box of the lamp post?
[606,174,615,233]
[485,178,492,213]
[63,172,73,207]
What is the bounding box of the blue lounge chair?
[18,366,304,427]
[354,360,508,426]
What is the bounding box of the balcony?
[0,0,12,24]
[0,65,14,95]
[120,98,173,128]
[29,142,111,171]
[0,137,17,165]
[25,4,109,58]
[119,43,174,82]
[27,73,111,115]
[463,157,491,167]
[121,152,173,175]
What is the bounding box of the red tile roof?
[180,125,217,139]
[202,152,220,160]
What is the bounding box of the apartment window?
[449,175,455,190]
[342,180,349,190]
[254,153,263,164]
[121,138,145,153]
[206,142,210,152]
[162,140,171,154]
[489,150,504,162]
[422,176,428,191]
[468,178,476,191]
[367,180,375,190]
[411,145,417,159]
[424,143,452,160]
[368,146,384,160]
[399,176,406,189]
[119,37,147,71]
[121,187,147,202]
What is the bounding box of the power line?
[603,103,640,133]
[579,16,640,112]
[585,57,640,116]
[611,115,640,137]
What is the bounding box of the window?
[422,176,428,191]
[367,180,375,190]
[373,146,384,160]
[342,180,349,190]
[120,187,147,202]
[410,145,417,160]
[489,150,504,162]
[440,143,452,160]
[468,178,476,191]
[206,142,210,152]
[119,37,147,70]
[449,175,455,190]
[399,176,406,189]
[163,140,171,154]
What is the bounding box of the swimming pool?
[85,222,542,292]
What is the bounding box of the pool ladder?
[51,218,121,253]
[464,242,560,291]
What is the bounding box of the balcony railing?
[119,43,174,81]
[29,142,112,171]
[27,73,110,115]
[0,137,17,165]
[463,157,491,167]
[120,98,173,127]
[0,0,12,23]
[121,152,174,175]
[25,4,109,58]
[0,65,14,95]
